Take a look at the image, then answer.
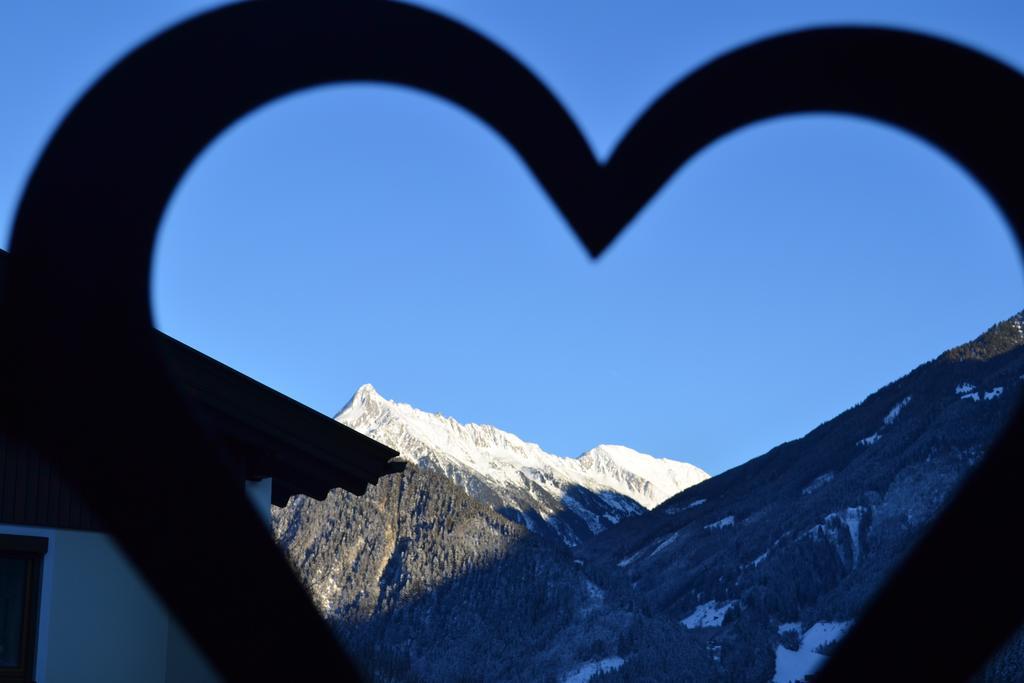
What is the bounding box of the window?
[0,535,46,683]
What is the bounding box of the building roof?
[158,332,403,505]
[0,248,401,529]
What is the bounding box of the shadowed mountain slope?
[274,311,1023,682]
[578,311,1024,682]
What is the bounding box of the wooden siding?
[0,422,103,530]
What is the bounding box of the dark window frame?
[0,534,47,683]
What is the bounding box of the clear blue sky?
[2,1,1022,475]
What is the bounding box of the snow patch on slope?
[665,498,706,515]
[617,550,643,568]
[773,621,852,683]
[649,532,679,557]
[681,600,737,629]
[562,657,624,683]
[802,473,833,495]
[802,622,852,653]
[884,396,912,425]
[705,516,735,530]
[800,508,866,567]
[858,395,913,447]
[856,433,881,446]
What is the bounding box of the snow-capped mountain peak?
[336,382,384,423]
[577,444,709,509]
[335,385,708,546]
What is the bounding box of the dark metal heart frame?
[4,2,1023,681]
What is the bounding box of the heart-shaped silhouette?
[5,3,1024,681]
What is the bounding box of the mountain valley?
[273,311,1024,682]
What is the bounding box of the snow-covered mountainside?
[336,384,708,546]
[576,444,707,509]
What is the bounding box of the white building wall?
[41,528,169,683]
[0,478,276,681]
[0,523,223,683]
[245,477,273,529]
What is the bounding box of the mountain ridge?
[335,383,708,546]
[940,309,1024,363]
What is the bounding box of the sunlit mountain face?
[273,312,1024,683]
[335,383,707,546]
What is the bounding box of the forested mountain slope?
[579,311,1024,682]
[274,463,715,682]
[274,311,1024,682]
